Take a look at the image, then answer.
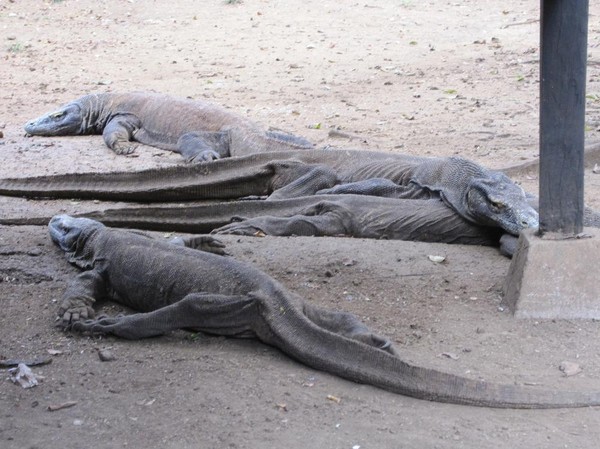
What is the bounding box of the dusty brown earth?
[2,1,600,448]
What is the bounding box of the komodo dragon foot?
[112,142,138,155]
[185,149,222,164]
[169,235,228,255]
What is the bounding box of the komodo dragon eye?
[489,200,505,211]
[50,111,65,119]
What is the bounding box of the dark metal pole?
[539,0,588,234]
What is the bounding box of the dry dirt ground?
[1,1,600,448]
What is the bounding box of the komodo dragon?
[24,92,313,161]
[4,196,502,248]
[11,193,595,257]
[72,195,504,249]
[48,214,600,408]
[0,148,538,235]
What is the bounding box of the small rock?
[559,361,582,377]
[326,394,341,403]
[9,363,39,388]
[47,401,77,412]
[428,255,446,263]
[97,349,116,362]
[439,352,459,360]
[275,403,288,412]
[593,163,600,174]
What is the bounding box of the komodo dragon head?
[49,215,104,268]
[412,156,539,235]
[25,101,88,136]
[463,171,539,235]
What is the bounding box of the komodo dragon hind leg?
[302,302,397,355]
[266,130,313,148]
[70,293,257,340]
[268,164,340,200]
[176,131,230,163]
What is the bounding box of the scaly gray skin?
[24,92,313,162]
[0,148,538,235]
[11,193,596,256]
[0,195,505,252]
[74,195,504,248]
[48,214,600,408]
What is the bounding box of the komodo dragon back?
[24,92,314,161]
[48,215,600,409]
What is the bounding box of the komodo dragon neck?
[71,93,112,134]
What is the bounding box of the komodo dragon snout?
[466,175,539,235]
[25,103,85,136]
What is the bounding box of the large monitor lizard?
[5,195,502,249]
[24,92,313,161]
[10,194,596,256]
[73,195,505,249]
[48,214,600,408]
[0,148,538,235]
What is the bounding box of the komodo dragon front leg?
[102,114,142,155]
[57,234,227,326]
[71,292,258,340]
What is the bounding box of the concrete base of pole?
[502,227,600,319]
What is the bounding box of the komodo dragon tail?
[268,290,600,408]
[0,151,331,202]
[0,155,283,202]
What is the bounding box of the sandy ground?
[1,1,600,448]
